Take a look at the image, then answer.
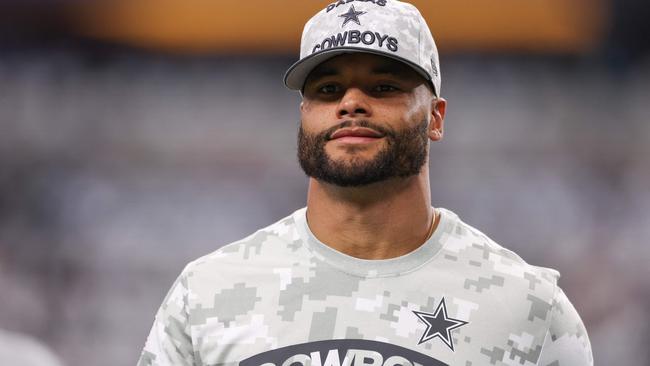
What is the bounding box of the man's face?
[298,53,437,187]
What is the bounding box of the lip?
[329,127,385,140]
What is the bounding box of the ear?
[300,98,314,114]
[427,97,446,142]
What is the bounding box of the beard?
[297,119,429,187]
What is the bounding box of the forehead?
[306,53,424,82]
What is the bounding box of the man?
[138,1,593,365]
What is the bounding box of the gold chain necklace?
[425,208,439,241]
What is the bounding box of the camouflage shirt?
[137,207,593,366]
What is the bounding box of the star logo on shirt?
[413,298,469,351]
[339,5,366,27]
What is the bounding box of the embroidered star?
[413,298,469,351]
[339,5,366,27]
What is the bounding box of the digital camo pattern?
[137,207,592,366]
[284,0,441,97]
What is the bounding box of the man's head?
[286,1,446,187]
[296,52,445,187]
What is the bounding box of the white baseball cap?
[284,0,441,97]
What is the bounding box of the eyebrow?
[306,61,413,83]
[370,63,412,77]
[306,67,338,83]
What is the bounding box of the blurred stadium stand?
[1,1,649,365]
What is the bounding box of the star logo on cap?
[413,298,469,351]
[339,5,366,27]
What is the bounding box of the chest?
[187,272,549,366]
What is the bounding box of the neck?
[305,171,435,260]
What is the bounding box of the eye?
[318,84,341,94]
[373,84,399,93]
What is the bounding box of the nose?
[336,87,372,119]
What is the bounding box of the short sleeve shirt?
[138,207,593,366]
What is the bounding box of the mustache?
[322,120,395,141]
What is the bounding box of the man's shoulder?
[441,208,560,297]
[184,208,307,277]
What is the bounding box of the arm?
[137,270,195,366]
[537,287,593,366]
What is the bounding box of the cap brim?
[283,47,434,94]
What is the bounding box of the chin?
[329,152,378,165]
[328,145,381,158]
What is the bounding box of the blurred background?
[1,0,649,365]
